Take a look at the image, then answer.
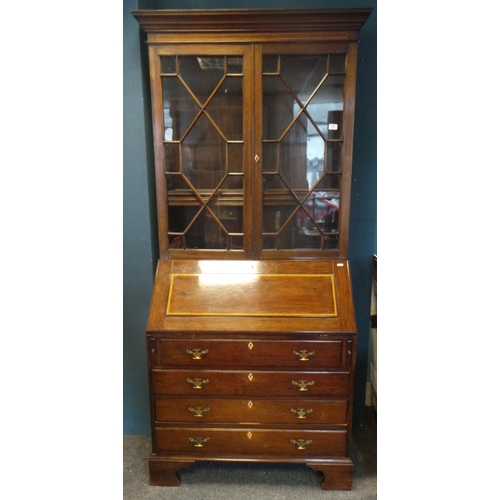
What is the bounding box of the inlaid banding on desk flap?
[165,273,337,317]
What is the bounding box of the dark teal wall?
[123,0,157,435]
[124,0,376,435]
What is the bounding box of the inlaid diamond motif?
[248,373,254,381]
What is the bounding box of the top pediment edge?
[131,8,372,35]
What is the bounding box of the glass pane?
[303,191,339,228]
[280,55,327,104]
[262,235,277,249]
[262,143,279,173]
[182,113,226,190]
[185,207,211,249]
[326,142,342,173]
[166,174,202,234]
[161,56,176,74]
[228,144,243,173]
[230,235,244,250]
[202,209,228,250]
[329,54,346,74]
[227,57,243,75]
[263,55,278,74]
[324,234,339,249]
[279,208,320,249]
[205,76,243,141]
[280,114,322,194]
[208,199,243,234]
[263,76,296,141]
[315,174,341,191]
[162,77,200,141]
[262,182,297,233]
[306,75,345,140]
[165,143,180,172]
[179,56,224,106]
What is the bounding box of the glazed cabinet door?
[148,44,254,258]
[255,43,358,258]
[147,42,358,260]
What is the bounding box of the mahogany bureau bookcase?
[132,8,372,491]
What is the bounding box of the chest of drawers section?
[148,335,356,488]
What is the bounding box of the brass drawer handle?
[291,439,313,450]
[187,378,209,389]
[291,408,313,419]
[292,379,315,391]
[186,348,209,360]
[188,437,210,448]
[188,406,211,417]
[293,349,315,361]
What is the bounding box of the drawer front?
[152,369,350,398]
[154,427,347,458]
[156,339,343,368]
[155,398,348,425]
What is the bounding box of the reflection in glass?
[307,75,345,139]
[205,76,243,141]
[179,56,224,105]
[226,57,243,74]
[162,77,200,141]
[261,53,346,251]
[160,56,176,74]
[164,143,180,172]
[182,113,226,190]
[327,142,342,173]
[164,54,246,252]
[281,55,327,104]
[263,76,294,141]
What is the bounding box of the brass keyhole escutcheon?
[290,439,313,450]
[186,348,208,360]
[187,378,209,389]
[254,154,260,163]
[188,406,210,417]
[292,379,315,391]
[293,349,315,361]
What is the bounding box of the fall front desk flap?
[147,259,356,334]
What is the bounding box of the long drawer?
[155,398,348,425]
[152,369,351,398]
[154,427,347,457]
[156,339,343,368]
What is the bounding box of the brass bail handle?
[187,377,209,389]
[292,379,315,391]
[188,437,210,448]
[293,349,315,361]
[186,348,209,360]
[291,408,313,419]
[188,406,211,417]
[290,439,313,450]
